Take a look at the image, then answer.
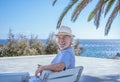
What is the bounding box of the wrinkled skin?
[56,35,72,50]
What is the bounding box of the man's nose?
[59,38,64,42]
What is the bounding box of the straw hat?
[55,26,75,37]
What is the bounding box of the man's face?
[56,35,72,50]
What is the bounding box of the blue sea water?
[0,39,120,58]
[79,39,120,58]
[0,39,8,44]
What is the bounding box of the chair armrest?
[0,72,30,82]
[42,66,83,82]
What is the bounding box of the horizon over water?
[0,39,120,58]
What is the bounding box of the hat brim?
[55,32,75,37]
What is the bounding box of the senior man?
[29,26,75,82]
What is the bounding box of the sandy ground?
[0,55,120,82]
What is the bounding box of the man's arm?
[43,62,65,72]
[35,62,65,77]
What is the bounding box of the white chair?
[0,66,83,82]
[0,72,29,82]
[41,66,83,82]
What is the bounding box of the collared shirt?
[29,48,75,82]
[51,47,75,69]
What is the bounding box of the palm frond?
[104,0,115,17]
[52,0,57,6]
[105,1,120,35]
[88,9,95,21]
[71,0,91,22]
[56,0,78,29]
[88,0,103,22]
[95,0,105,28]
[88,0,105,29]
[94,10,101,28]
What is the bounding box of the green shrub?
[45,32,59,54]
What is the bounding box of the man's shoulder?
[60,48,74,56]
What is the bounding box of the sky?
[0,0,120,39]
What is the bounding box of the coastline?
[0,55,120,82]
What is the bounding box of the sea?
[0,39,120,58]
[79,39,120,58]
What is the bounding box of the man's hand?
[35,65,44,78]
[35,62,65,78]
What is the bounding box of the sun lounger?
[41,66,83,82]
[0,72,29,82]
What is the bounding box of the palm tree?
[53,0,120,35]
